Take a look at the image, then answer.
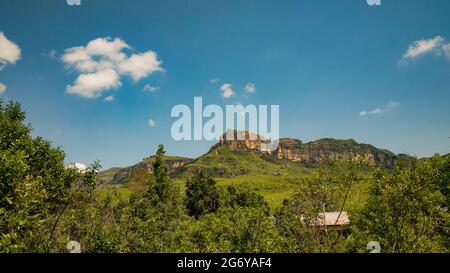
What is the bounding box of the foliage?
[149,144,171,205]
[273,161,361,253]
[173,206,281,253]
[350,156,449,253]
[221,185,269,211]
[0,100,99,252]
[185,169,220,219]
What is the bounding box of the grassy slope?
[174,145,312,177]
[97,167,123,184]
[98,145,373,211]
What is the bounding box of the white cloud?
[0,32,21,69]
[143,84,158,93]
[387,101,400,108]
[220,83,234,98]
[48,49,57,59]
[118,51,163,82]
[148,119,156,128]
[359,111,368,117]
[443,43,450,60]
[0,82,6,94]
[84,37,129,62]
[0,33,21,91]
[62,37,163,98]
[67,69,121,98]
[402,36,444,60]
[370,108,382,115]
[43,49,57,59]
[104,95,114,102]
[210,78,220,84]
[360,101,399,117]
[359,108,382,117]
[244,82,256,93]
[62,38,129,71]
[399,36,450,64]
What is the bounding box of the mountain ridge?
[97,155,194,185]
[98,131,411,184]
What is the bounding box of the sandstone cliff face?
[275,138,397,168]
[213,130,399,168]
[110,156,193,184]
[210,130,271,152]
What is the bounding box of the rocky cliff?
[275,138,398,168]
[210,130,272,151]
[98,131,408,184]
[212,130,401,168]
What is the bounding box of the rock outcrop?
[210,130,272,152]
[212,130,401,168]
[275,138,398,168]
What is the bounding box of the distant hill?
[97,167,123,185]
[98,156,193,185]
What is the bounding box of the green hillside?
[173,145,307,178]
[98,144,374,210]
[97,167,123,184]
[96,134,417,211]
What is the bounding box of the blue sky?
[0,0,449,169]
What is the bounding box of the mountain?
[98,130,409,184]
[98,155,193,185]
[210,130,400,167]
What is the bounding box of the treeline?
[0,101,448,253]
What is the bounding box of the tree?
[185,169,220,219]
[274,160,360,253]
[174,206,281,253]
[222,185,269,211]
[149,144,171,205]
[141,144,183,252]
[0,100,98,252]
[351,157,449,253]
